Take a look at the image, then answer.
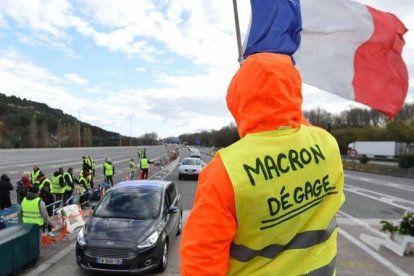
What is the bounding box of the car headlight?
[77,227,86,246]
[137,231,159,249]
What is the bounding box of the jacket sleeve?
[180,155,236,276]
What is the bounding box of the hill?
[0,93,121,148]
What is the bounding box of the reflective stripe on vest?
[219,125,345,275]
[52,175,65,194]
[104,162,113,176]
[140,158,149,169]
[63,172,73,191]
[21,197,44,226]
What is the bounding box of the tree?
[0,121,5,147]
[40,121,49,147]
[28,114,38,147]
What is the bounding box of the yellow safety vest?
[129,161,136,173]
[21,197,44,226]
[104,162,114,176]
[79,176,91,190]
[219,125,345,276]
[31,170,40,184]
[63,172,73,191]
[52,175,65,194]
[140,158,149,169]
[39,178,52,191]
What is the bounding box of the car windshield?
[94,188,161,220]
[182,159,201,166]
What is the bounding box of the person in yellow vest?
[37,174,55,217]
[78,169,91,208]
[63,167,76,206]
[89,156,96,178]
[139,154,151,179]
[103,158,115,186]
[51,168,65,208]
[18,185,55,242]
[31,165,43,185]
[129,158,136,180]
[180,53,346,275]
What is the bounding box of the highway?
[0,146,413,275]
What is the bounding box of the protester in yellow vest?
[89,156,96,177]
[180,53,345,275]
[30,165,42,185]
[18,185,54,228]
[139,154,151,179]
[78,169,91,208]
[51,168,65,207]
[103,158,115,186]
[63,167,76,206]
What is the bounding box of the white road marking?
[345,174,414,193]
[338,228,409,276]
[29,242,76,276]
[344,185,414,211]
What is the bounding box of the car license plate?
[96,257,123,265]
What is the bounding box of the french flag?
[243,0,409,119]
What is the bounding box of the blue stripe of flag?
[243,0,302,59]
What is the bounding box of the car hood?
[86,216,157,245]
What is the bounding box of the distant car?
[190,148,201,158]
[178,157,203,180]
[76,180,182,274]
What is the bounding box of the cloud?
[65,73,88,85]
[0,0,413,138]
[135,67,147,72]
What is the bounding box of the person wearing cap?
[103,158,115,187]
[180,53,345,275]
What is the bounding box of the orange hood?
[226,53,306,138]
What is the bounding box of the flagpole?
[232,0,243,65]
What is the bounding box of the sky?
[0,0,413,139]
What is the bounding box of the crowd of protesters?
[0,151,153,212]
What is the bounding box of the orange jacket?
[180,53,308,275]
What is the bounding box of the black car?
[76,180,182,274]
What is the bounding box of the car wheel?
[154,241,168,272]
[176,211,182,236]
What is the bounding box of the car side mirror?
[168,206,179,214]
[178,162,181,165]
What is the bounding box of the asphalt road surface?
[1,146,413,275]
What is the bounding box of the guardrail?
[343,160,414,179]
